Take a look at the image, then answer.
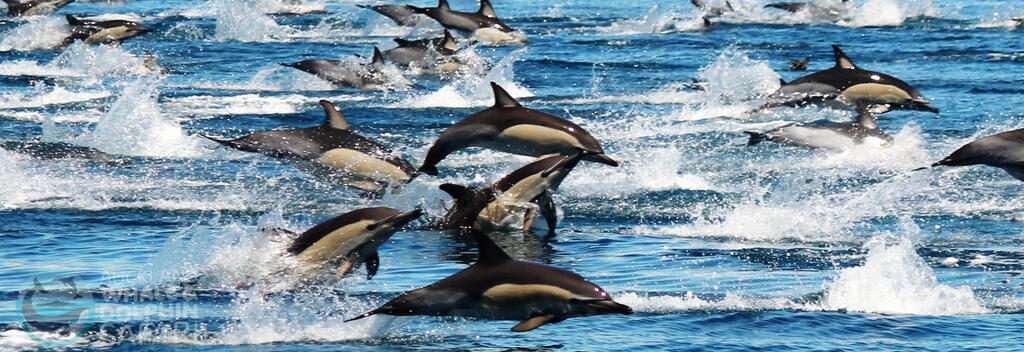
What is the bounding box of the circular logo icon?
[16,277,96,348]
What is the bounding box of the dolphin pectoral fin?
[365,251,380,279]
[540,152,584,177]
[539,191,557,237]
[511,314,555,332]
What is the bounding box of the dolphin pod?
[3,0,74,17]
[62,14,153,47]
[409,0,527,45]
[281,48,402,90]
[345,229,633,332]
[419,82,619,176]
[206,100,418,194]
[764,45,939,114]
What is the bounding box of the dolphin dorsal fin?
[490,82,521,108]
[441,30,458,52]
[478,0,497,18]
[440,183,474,204]
[779,78,787,86]
[371,47,385,65]
[66,15,83,26]
[832,45,856,69]
[319,100,349,130]
[471,230,512,266]
[438,0,450,11]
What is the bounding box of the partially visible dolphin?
[745,105,891,152]
[345,230,633,332]
[764,2,807,12]
[383,30,462,72]
[61,14,153,46]
[3,0,74,17]
[357,4,423,26]
[789,56,809,71]
[0,139,130,165]
[418,82,618,176]
[927,128,1024,181]
[763,45,939,113]
[281,47,402,90]
[206,100,418,194]
[409,0,526,45]
[690,0,733,16]
[287,207,423,280]
[436,152,584,236]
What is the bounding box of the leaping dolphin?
[418,82,618,176]
[745,105,892,152]
[357,4,423,26]
[206,100,418,194]
[3,0,74,17]
[61,14,153,47]
[926,128,1024,181]
[287,207,423,280]
[383,30,463,72]
[345,230,633,332]
[409,0,526,45]
[281,47,403,90]
[763,45,939,114]
[436,152,584,236]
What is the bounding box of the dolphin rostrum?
[345,229,633,331]
[419,82,618,176]
[763,45,939,114]
[287,207,423,280]
[206,100,418,194]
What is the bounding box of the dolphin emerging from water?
[409,0,526,45]
[925,128,1024,181]
[206,100,418,194]
[61,14,153,47]
[745,105,891,152]
[436,152,584,236]
[282,48,402,90]
[357,4,423,26]
[763,45,939,114]
[287,207,423,280]
[383,30,463,72]
[345,229,633,332]
[418,82,618,176]
[3,0,74,17]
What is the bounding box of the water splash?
[597,5,709,35]
[0,16,69,51]
[393,49,532,108]
[212,0,296,42]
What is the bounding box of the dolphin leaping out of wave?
[206,100,418,194]
[282,47,405,90]
[409,0,527,45]
[345,229,633,332]
[763,45,939,114]
[3,0,74,17]
[922,128,1024,182]
[418,82,618,176]
[383,30,464,73]
[358,4,423,26]
[745,105,892,152]
[61,14,153,47]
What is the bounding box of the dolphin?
[206,100,418,194]
[287,207,423,280]
[281,47,402,90]
[690,0,733,16]
[927,128,1024,181]
[0,139,130,165]
[409,0,526,45]
[763,45,939,113]
[383,30,462,72]
[357,4,423,26]
[764,2,807,12]
[418,82,618,176]
[744,105,892,152]
[61,15,153,47]
[437,152,584,236]
[789,56,809,71]
[3,0,74,17]
[345,230,633,332]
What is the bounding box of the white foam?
[72,78,210,158]
[596,5,708,35]
[616,291,808,313]
[0,84,111,109]
[162,93,365,118]
[0,16,69,51]
[393,49,532,108]
[823,232,987,315]
[211,0,296,42]
[838,0,937,27]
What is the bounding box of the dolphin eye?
[870,74,881,81]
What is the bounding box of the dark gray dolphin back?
[934,128,1024,168]
[286,207,401,254]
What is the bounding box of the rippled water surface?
[1,0,1023,350]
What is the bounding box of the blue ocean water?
[0,0,1022,350]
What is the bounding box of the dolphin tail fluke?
[744,131,767,146]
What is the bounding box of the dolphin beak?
[393,209,425,225]
[913,100,939,114]
[588,300,634,315]
[584,153,619,167]
[135,26,154,35]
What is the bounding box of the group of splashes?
[1,0,1022,336]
